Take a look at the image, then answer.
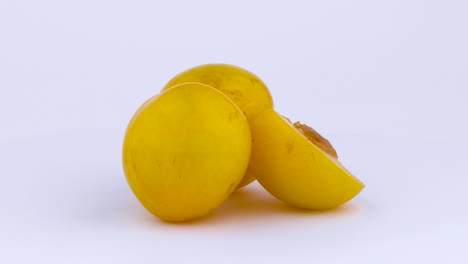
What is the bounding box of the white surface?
[1,0,467,263]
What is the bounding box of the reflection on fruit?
[123,83,251,222]
[249,109,364,210]
[163,64,274,189]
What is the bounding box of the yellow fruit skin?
[163,64,273,120]
[249,109,364,210]
[123,83,251,222]
[163,64,274,189]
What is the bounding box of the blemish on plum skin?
[129,149,139,175]
[228,111,236,121]
[286,140,295,154]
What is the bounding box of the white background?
[1,0,467,263]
